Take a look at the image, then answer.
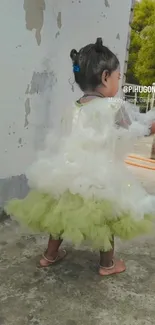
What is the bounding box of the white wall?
[0,0,133,190]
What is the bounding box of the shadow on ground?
[0,218,155,325]
[1,137,155,325]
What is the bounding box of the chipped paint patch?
[100,12,107,18]
[8,124,16,136]
[18,138,22,145]
[23,0,45,45]
[0,175,29,206]
[104,0,110,7]
[116,33,120,40]
[26,71,57,95]
[57,12,62,29]
[55,31,60,38]
[68,78,75,92]
[24,98,31,127]
[18,138,24,148]
[25,84,29,94]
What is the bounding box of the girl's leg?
[99,236,126,276]
[39,235,66,267]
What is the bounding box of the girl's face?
[99,68,121,97]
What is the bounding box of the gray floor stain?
[66,321,77,325]
[0,209,10,223]
[0,317,5,325]
[1,221,155,325]
[23,0,45,45]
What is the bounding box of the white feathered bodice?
[26,98,155,218]
[70,98,153,160]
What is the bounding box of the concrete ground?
[1,137,155,325]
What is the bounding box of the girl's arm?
[115,101,155,137]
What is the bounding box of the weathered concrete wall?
[0,0,134,205]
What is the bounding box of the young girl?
[6,37,155,276]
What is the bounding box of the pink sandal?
[39,249,67,268]
[99,259,126,276]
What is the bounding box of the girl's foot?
[39,249,67,268]
[99,259,126,276]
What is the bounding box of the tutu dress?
[6,98,155,251]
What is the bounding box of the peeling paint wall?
[24,0,45,45]
[0,0,133,205]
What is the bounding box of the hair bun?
[95,37,103,52]
[70,49,78,60]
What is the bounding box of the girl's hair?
[70,37,119,91]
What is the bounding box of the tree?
[135,25,155,85]
[126,29,141,84]
[126,0,155,85]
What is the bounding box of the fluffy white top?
[26,98,155,220]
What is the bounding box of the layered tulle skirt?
[5,189,154,251]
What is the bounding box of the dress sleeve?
[115,101,155,137]
[115,104,131,129]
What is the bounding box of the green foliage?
[126,30,141,84]
[126,0,155,85]
[135,25,155,85]
[131,0,155,31]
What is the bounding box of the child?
[6,37,155,276]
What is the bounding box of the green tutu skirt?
[5,190,154,251]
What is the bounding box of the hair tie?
[73,65,80,72]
